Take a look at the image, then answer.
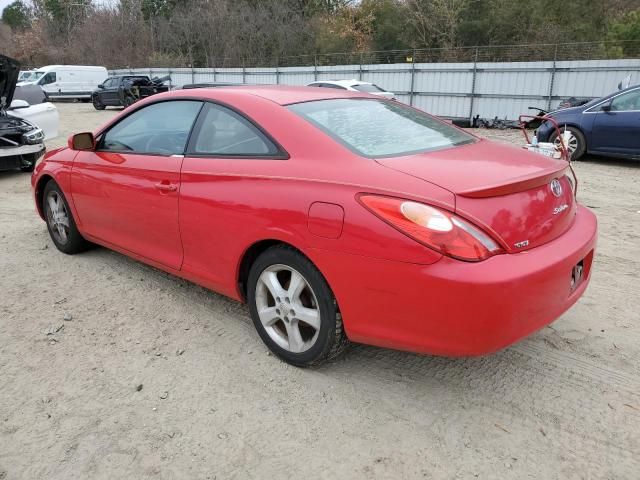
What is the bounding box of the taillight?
[358,195,504,262]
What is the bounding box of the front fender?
[32,147,80,222]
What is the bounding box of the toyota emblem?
[550,179,563,197]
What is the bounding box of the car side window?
[609,89,640,112]
[103,78,114,88]
[99,101,202,155]
[40,72,56,85]
[189,103,280,157]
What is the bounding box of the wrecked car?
[1,55,48,173]
[10,84,59,140]
[92,75,171,109]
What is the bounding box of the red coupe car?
[32,86,597,366]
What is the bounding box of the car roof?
[170,85,373,105]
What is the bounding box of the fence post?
[168,68,172,89]
[547,44,558,111]
[314,55,318,81]
[359,53,364,81]
[276,58,280,85]
[213,66,217,83]
[191,67,195,84]
[409,49,416,106]
[468,47,479,123]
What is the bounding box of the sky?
[1,0,11,15]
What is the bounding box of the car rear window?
[288,98,475,158]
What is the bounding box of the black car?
[1,54,46,172]
[92,75,171,110]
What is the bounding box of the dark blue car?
[537,84,640,160]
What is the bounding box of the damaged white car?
[1,55,58,172]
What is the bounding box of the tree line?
[1,0,639,68]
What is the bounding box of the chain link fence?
[205,40,640,68]
[112,41,640,120]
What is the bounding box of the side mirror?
[600,102,612,112]
[68,132,95,151]
[9,99,29,109]
[97,84,104,89]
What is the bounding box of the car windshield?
[288,98,475,158]
[352,83,385,93]
[30,71,45,80]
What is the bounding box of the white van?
[17,65,108,100]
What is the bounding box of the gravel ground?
[1,103,639,480]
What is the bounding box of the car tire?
[43,181,90,254]
[247,245,348,367]
[124,96,136,108]
[550,126,586,160]
[92,96,106,110]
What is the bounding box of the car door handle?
[155,181,178,193]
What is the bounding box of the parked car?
[17,65,108,101]
[92,75,171,109]
[307,79,395,99]
[10,84,59,140]
[32,86,596,366]
[1,55,48,172]
[537,84,640,160]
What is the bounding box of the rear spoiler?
[457,165,568,198]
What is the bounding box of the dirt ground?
[1,103,639,480]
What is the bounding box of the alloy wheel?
[45,190,70,245]
[254,264,321,353]
[554,131,578,157]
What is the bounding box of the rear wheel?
[43,181,90,254]
[247,246,348,367]
[550,126,586,160]
[124,96,136,108]
[92,96,106,110]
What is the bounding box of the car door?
[591,88,640,155]
[99,78,119,105]
[71,100,203,270]
[180,102,288,291]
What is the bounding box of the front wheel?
[247,246,348,367]
[43,181,90,254]
[550,126,586,160]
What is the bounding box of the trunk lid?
[0,55,20,114]
[376,139,576,252]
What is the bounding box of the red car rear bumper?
[310,205,597,356]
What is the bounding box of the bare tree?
[406,0,469,50]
